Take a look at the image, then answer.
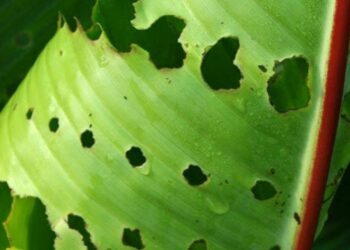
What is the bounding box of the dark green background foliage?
[0,0,95,109]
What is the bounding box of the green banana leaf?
[0,0,348,249]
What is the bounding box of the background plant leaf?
[0,0,95,109]
[4,196,56,250]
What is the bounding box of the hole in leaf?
[49,117,59,133]
[122,228,145,249]
[6,197,56,250]
[183,165,208,186]
[251,180,277,200]
[258,65,267,73]
[270,168,276,175]
[269,245,281,250]
[201,37,242,90]
[139,16,186,68]
[93,0,138,51]
[67,214,97,250]
[80,130,95,148]
[125,146,146,167]
[14,31,31,48]
[267,56,310,113]
[294,212,301,225]
[188,239,207,250]
[26,108,34,120]
[94,0,186,68]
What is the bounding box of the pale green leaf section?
[0,0,335,249]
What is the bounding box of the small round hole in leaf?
[49,117,59,133]
[269,245,281,250]
[188,239,207,250]
[294,212,301,224]
[258,65,267,73]
[183,165,208,186]
[122,228,145,249]
[26,108,34,120]
[251,180,277,200]
[80,130,95,148]
[125,146,146,167]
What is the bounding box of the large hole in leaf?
[80,129,95,148]
[93,0,139,51]
[139,16,186,68]
[183,165,208,186]
[125,146,146,167]
[67,214,97,250]
[267,56,310,113]
[94,0,186,68]
[49,117,59,133]
[251,180,277,200]
[5,196,56,250]
[188,239,207,250]
[122,228,145,249]
[201,37,242,90]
